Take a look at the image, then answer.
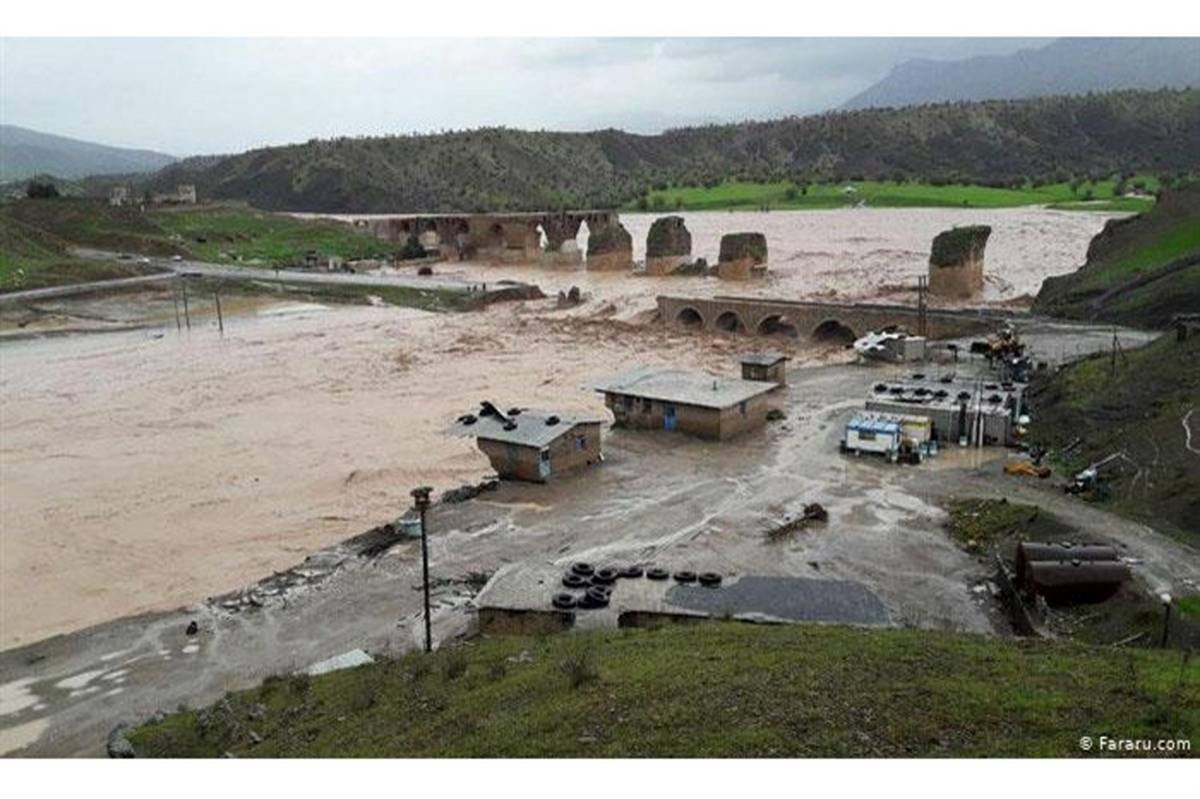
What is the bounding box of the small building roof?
[594,367,776,410]
[739,351,789,367]
[847,413,901,434]
[446,407,604,449]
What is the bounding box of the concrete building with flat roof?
[594,367,776,440]
[447,405,604,483]
[739,352,789,385]
[864,374,1024,446]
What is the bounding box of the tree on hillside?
[26,181,59,199]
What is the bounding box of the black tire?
[698,572,722,588]
[562,573,588,589]
[592,568,618,585]
[673,570,697,583]
[646,567,670,581]
[620,565,644,579]
[585,586,611,607]
[570,562,594,577]
[552,593,577,610]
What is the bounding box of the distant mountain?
[843,38,1200,110]
[141,88,1200,213]
[0,125,178,181]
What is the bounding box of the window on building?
[642,398,652,413]
[575,435,587,450]
[622,395,633,410]
[540,449,550,462]
[858,430,876,441]
[739,401,747,417]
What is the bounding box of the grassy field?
[0,199,402,292]
[626,177,1160,213]
[0,209,166,292]
[151,205,397,266]
[128,621,1198,758]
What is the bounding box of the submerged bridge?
[354,210,619,264]
[657,295,1010,341]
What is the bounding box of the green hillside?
[1026,331,1200,544]
[0,199,400,291]
[141,88,1200,212]
[1034,182,1200,328]
[128,622,1198,758]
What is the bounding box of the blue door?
[664,404,677,431]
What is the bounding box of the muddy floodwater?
[0,207,1119,649]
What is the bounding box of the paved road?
[0,273,176,305]
[0,249,510,306]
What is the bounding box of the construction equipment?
[1004,459,1051,479]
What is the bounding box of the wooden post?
[214,291,224,336]
[182,278,191,331]
[172,282,181,332]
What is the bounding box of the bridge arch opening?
[714,311,746,334]
[485,222,505,249]
[419,220,441,249]
[812,319,857,345]
[676,307,704,328]
[758,314,799,338]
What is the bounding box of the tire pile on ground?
[551,561,723,610]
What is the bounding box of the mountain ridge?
[0,125,178,182]
[843,38,1200,110]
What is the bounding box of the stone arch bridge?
[356,210,619,264]
[658,295,1008,341]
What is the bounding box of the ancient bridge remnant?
[928,225,991,299]
[658,295,1004,341]
[585,219,634,271]
[717,232,768,280]
[358,210,619,265]
[645,216,693,276]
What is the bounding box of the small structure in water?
[739,352,789,385]
[447,402,604,483]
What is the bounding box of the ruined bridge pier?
[359,210,620,266]
[657,295,1006,341]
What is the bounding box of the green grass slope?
[1034,182,1200,328]
[0,209,163,292]
[129,622,1198,758]
[0,199,400,291]
[628,177,1159,213]
[152,205,397,265]
[1025,332,1200,543]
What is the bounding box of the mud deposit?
[0,207,1115,649]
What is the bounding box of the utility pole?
[411,486,434,653]
[916,276,928,338]
[181,277,191,331]
[1160,593,1173,648]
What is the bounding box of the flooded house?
[448,402,604,482]
[594,367,776,440]
[739,352,789,385]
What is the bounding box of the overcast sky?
[0,38,1048,157]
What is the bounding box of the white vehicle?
[171,255,183,262]
[138,256,151,265]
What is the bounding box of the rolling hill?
[1033,181,1200,328]
[140,88,1200,213]
[0,125,177,182]
[843,38,1200,110]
